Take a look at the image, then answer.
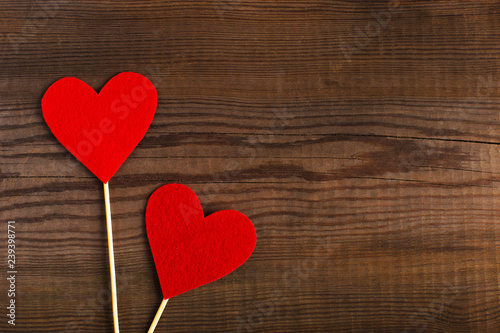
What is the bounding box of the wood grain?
[1,0,500,332]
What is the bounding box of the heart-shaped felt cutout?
[146,184,257,300]
[42,72,157,183]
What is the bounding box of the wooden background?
[1,0,500,332]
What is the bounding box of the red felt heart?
[146,184,257,300]
[42,72,157,183]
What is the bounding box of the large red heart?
[42,72,157,183]
[146,184,257,300]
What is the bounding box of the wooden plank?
[1,0,500,332]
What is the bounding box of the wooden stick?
[148,298,169,333]
[104,182,120,333]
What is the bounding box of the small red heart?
[146,184,257,300]
[42,72,157,183]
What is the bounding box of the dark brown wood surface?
[1,1,500,332]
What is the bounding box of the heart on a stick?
[146,184,257,300]
[42,72,157,183]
